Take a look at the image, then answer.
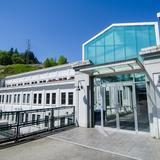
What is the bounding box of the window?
[33,94,37,104]
[23,94,26,104]
[2,95,4,103]
[12,113,14,121]
[68,92,73,105]
[37,115,40,125]
[20,113,24,123]
[32,114,36,124]
[38,93,42,104]
[6,95,9,103]
[46,93,50,104]
[52,93,56,104]
[9,95,12,103]
[17,94,20,104]
[61,92,66,105]
[45,116,49,127]
[25,113,28,122]
[14,94,17,103]
[27,94,30,104]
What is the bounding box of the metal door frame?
[100,81,138,132]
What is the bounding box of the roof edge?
[82,22,158,46]
[5,63,72,79]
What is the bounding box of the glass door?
[104,85,118,128]
[104,82,137,131]
[118,85,136,131]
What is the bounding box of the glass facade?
[84,25,157,64]
[93,73,149,132]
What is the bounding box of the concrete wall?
[75,72,89,127]
[142,55,160,138]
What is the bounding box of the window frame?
[46,93,50,105]
[33,93,37,104]
[68,92,74,105]
[38,93,42,105]
[51,93,56,105]
[61,92,66,105]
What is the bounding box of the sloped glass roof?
[83,23,158,65]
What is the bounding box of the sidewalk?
[0,131,134,160]
[49,127,160,160]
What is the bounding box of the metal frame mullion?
[132,83,138,132]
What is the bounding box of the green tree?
[14,48,19,54]
[44,58,51,68]
[8,48,14,55]
[50,58,57,66]
[12,54,24,64]
[0,51,12,65]
[23,50,39,64]
[57,55,67,65]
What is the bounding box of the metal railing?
[0,106,75,143]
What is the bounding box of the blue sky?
[0,0,159,62]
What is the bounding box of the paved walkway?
[0,127,160,160]
[49,127,160,160]
[0,134,134,160]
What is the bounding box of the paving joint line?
[48,136,142,160]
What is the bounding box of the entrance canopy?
[80,59,144,76]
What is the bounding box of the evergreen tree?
[12,54,24,64]
[57,55,67,65]
[50,58,57,66]
[8,48,14,55]
[44,58,51,68]
[14,48,19,54]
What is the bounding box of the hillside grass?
[0,64,44,79]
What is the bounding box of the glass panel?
[148,25,156,46]
[104,29,114,46]
[136,83,149,132]
[94,86,101,125]
[61,92,66,105]
[105,46,114,63]
[134,73,145,82]
[114,27,124,45]
[96,35,104,46]
[68,92,73,105]
[52,93,56,104]
[96,46,105,64]
[33,94,37,104]
[46,93,50,104]
[104,86,116,128]
[136,26,150,52]
[38,93,42,104]
[119,85,135,130]
[115,45,125,61]
[125,26,137,59]
[27,94,30,104]
[84,25,157,65]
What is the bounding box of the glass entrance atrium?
[94,73,149,132]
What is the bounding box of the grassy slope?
[0,64,44,79]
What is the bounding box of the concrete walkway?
[0,134,135,160]
[49,127,160,160]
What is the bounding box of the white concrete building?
[0,63,75,111]
[1,21,160,138]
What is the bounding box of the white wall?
[75,72,89,127]
[143,57,160,138]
